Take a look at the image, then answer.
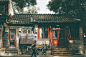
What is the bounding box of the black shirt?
[32,43,36,49]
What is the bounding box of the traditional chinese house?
[0,14,83,55]
[0,0,85,56]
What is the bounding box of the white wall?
[8,0,14,16]
[0,25,3,49]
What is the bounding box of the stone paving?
[0,55,85,57]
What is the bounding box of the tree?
[47,0,86,31]
[12,0,37,14]
[47,0,86,17]
[12,0,37,9]
[23,6,40,14]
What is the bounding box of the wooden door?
[9,29,16,47]
[59,30,65,47]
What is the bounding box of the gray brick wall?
[3,32,9,48]
[69,26,84,54]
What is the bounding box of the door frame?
[9,29,16,47]
[51,28,65,47]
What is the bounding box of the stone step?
[53,51,72,53]
[5,49,17,51]
[5,51,18,53]
[53,50,70,52]
[52,48,72,56]
[54,48,67,50]
[54,54,72,56]
[5,48,18,53]
[6,48,17,51]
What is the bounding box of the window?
[44,27,48,38]
[28,30,30,34]
[11,35,15,38]
[38,27,49,40]
[11,30,15,33]
[69,27,79,39]
[39,27,43,38]
[23,30,27,34]
[22,29,31,34]
[53,30,58,39]
[10,40,14,45]
[10,30,15,38]
[59,30,65,39]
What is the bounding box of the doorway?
[9,29,16,47]
[52,28,65,47]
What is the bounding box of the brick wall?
[3,32,9,48]
[68,25,84,54]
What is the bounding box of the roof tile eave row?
[32,20,79,22]
[0,0,9,1]
[8,14,80,24]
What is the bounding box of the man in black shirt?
[31,40,36,57]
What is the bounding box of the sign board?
[69,40,73,43]
[27,34,35,39]
[20,34,35,44]
[84,35,86,37]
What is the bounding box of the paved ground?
[0,55,52,57]
[53,55,84,57]
[0,55,85,57]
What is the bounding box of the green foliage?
[23,6,40,14]
[47,0,86,16]
[12,0,38,14]
[12,0,37,9]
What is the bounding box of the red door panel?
[53,40,59,47]
[52,30,59,47]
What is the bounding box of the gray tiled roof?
[0,0,9,1]
[8,14,81,24]
[9,14,32,24]
[32,14,80,23]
